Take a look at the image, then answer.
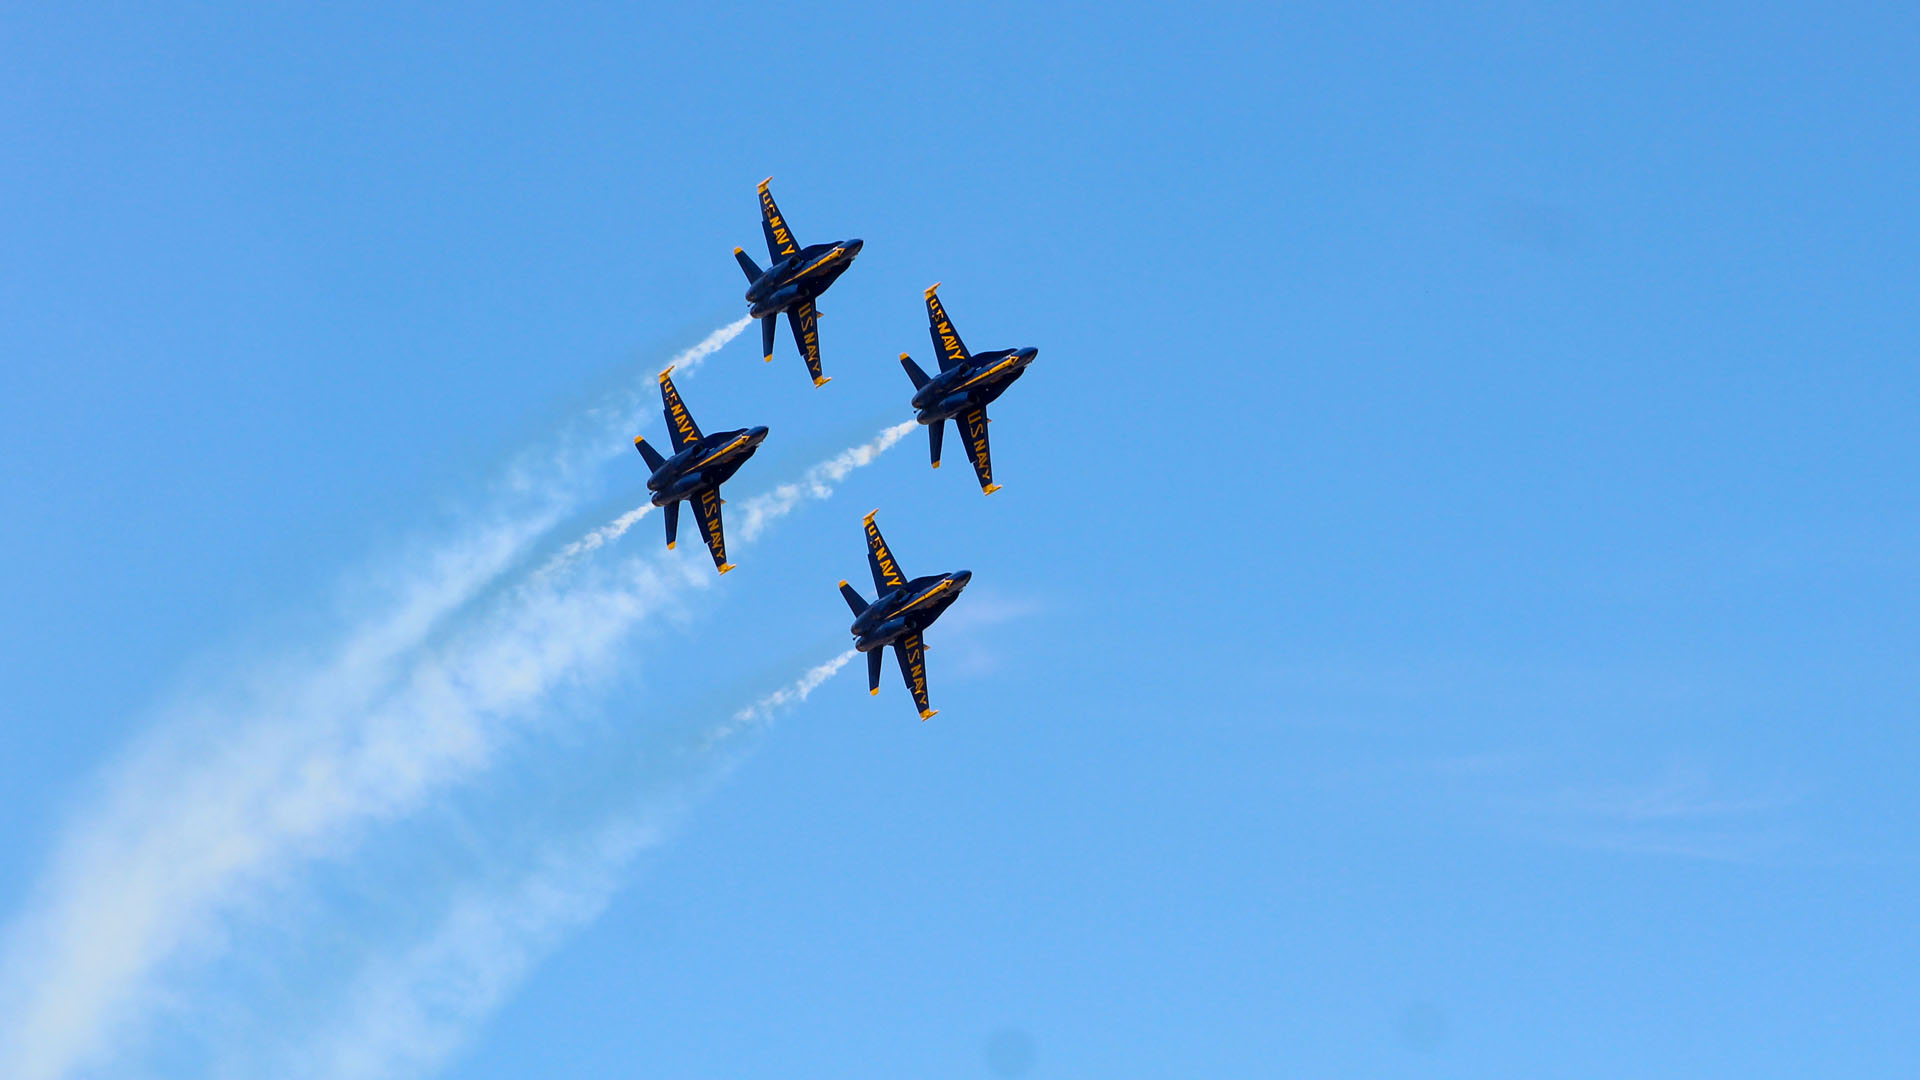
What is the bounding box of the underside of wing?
[924,284,970,371]
[759,179,799,260]
[659,368,702,451]
[788,299,828,386]
[691,488,733,573]
[864,510,907,593]
[893,631,936,719]
[960,406,999,494]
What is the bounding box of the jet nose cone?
[748,425,770,444]
[952,570,973,589]
[843,238,864,258]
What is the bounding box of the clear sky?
[2,3,1917,1078]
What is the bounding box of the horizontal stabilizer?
[838,580,868,616]
[761,315,776,363]
[634,436,666,471]
[867,649,883,696]
[733,247,762,282]
[900,353,930,390]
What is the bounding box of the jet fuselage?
[911,347,1038,424]
[850,570,971,653]
[745,239,863,319]
[645,426,769,506]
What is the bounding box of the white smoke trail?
[280,655,856,1080]
[0,420,902,1080]
[736,421,917,542]
[702,650,857,748]
[529,504,656,581]
[670,316,753,377]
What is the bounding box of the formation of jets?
[634,178,1036,719]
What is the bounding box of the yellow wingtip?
[863,508,879,523]
[925,282,941,298]
[763,354,774,363]
[718,562,736,575]
[870,688,880,696]
[666,541,676,550]
[838,579,850,588]
[931,461,941,469]
[920,709,939,721]
[813,375,832,387]
[757,176,772,191]
[658,364,675,380]
[983,484,1003,495]
[733,246,744,254]
[633,435,646,446]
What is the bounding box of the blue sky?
[2,2,1918,1077]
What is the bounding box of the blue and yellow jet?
[899,283,1037,494]
[838,511,972,720]
[734,178,863,388]
[633,366,768,574]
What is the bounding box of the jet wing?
[759,178,799,260]
[788,299,828,386]
[959,406,1000,494]
[659,368,702,451]
[925,284,970,371]
[691,488,734,573]
[893,630,936,719]
[863,510,907,594]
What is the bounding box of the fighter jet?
[899,283,1037,495]
[733,178,863,388]
[838,511,972,720]
[632,366,769,574]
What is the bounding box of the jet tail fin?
[634,436,666,471]
[733,247,762,282]
[839,580,868,616]
[928,417,944,468]
[760,315,777,363]
[900,353,930,390]
[867,649,883,696]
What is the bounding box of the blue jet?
[838,511,972,720]
[733,178,863,388]
[633,366,768,574]
[899,283,1038,494]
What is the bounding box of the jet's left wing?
[759,178,799,261]
[925,284,971,371]
[788,298,829,386]
[959,406,1000,494]
[691,488,734,574]
[893,631,936,719]
[863,510,907,594]
[659,367,702,451]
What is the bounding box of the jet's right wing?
[925,283,971,371]
[959,406,1000,494]
[659,367,702,451]
[788,298,829,386]
[759,178,799,260]
[863,510,908,594]
[893,631,936,720]
[691,488,733,574]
